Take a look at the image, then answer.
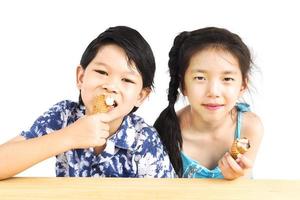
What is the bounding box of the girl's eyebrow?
[191,69,239,74]
[191,69,206,73]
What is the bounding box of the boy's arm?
[0,113,112,180]
[0,128,73,180]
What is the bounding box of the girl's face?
[76,44,150,124]
[183,48,246,122]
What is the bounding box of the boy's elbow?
[0,165,14,180]
[0,173,11,181]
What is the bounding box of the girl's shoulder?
[242,111,263,129]
[241,111,264,141]
[176,105,190,127]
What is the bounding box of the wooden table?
[1,177,299,200]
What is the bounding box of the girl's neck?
[180,105,236,135]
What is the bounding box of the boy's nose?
[102,83,119,94]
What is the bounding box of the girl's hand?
[63,113,112,149]
[218,152,253,180]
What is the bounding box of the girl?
[0,26,175,179]
[154,27,263,179]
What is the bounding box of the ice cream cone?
[92,95,110,114]
[230,137,250,159]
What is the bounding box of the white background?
[0,0,299,179]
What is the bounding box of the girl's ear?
[76,65,85,90]
[179,80,185,96]
[239,78,248,97]
[134,87,151,107]
[180,85,186,96]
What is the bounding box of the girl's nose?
[206,81,220,98]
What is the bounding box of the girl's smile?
[202,103,224,111]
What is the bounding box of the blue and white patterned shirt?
[20,100,176,178]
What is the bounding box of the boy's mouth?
[105,96,118,109]
[112,100,118,108]
[92,95,119,114]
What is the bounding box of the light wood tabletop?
[0,177,300,200]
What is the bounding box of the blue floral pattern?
[21,100,176,178]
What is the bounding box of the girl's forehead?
[187,48,241,73]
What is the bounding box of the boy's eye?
[122,78,135,84]
[224,77,235,82]
[95,70,108,76]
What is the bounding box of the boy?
[0,26,175,179]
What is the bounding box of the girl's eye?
[224,77,235,82]
[194,76,206,81]
[95,70,108,76]
[122,78,135,84]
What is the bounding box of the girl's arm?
[0,113,111,180]
[219,112,264,180]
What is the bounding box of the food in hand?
[92,95,115,114]
[230,137,250,159]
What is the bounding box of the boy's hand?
[63,113,113,149]
[218,152,253,180]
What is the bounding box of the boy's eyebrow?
[94,61,139,75]
[94,62,109,67]
[223,70,239,75]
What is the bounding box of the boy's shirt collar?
[112,114,136,150]
[92,114,137,164]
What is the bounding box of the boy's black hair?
[154,27,252,177]
[78,26,155,113]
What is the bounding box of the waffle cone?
[230,139,250,159]
[230,140,240,159]
[92,95,109,114]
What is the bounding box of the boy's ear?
[76,65,85,90]
[134,87,151,107]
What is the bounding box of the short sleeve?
[20,100,70,139]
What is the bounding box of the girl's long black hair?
[154,27,252,177]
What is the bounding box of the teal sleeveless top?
[181,103,250,178]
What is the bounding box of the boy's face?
[76,44,150,129]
